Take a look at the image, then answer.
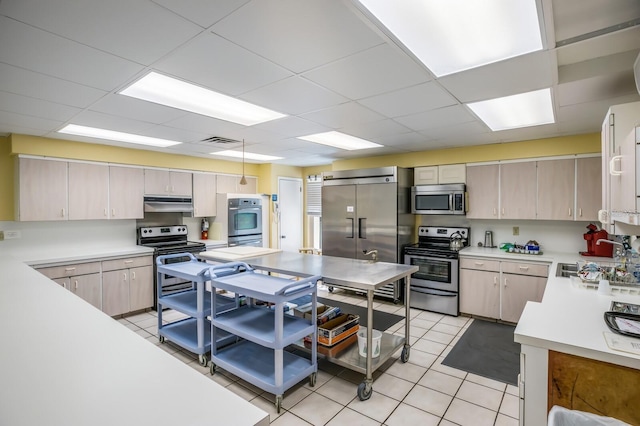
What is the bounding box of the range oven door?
[404,253,459,292]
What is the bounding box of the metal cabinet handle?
[104,208,108,217]
[358,218,366,239]
[519,266,529,270]
[124,260,134,264]
[504,277,508,287]
[493,276,497,285]
[61,208,65,217]
[568,208,572,217]
[112,208,116,217]
[609,155,623,176]
[347,218,354,239]
[123,273,127,280]
[474,261,484,266]
[579,208,583,217]
[131,271,136,280]
[64,267,76,272]
[74,280,78,289]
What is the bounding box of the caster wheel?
[309,372,317,387]
[357,382,373,401]
[275,396,283,413]
[401,346,410,363]
[198,354,208,367]
[159,336,165,343]
[210,363,217,375]
[328,286,334,293]
[393,299,399,305]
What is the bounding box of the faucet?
[363,249,378,262]
[596,239,626,258]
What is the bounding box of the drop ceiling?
[0,0,638,166]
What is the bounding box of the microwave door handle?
[449,194,454,211]
[359,218,366,239]
[347,218,354,238]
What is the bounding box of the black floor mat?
[442,319,520,386]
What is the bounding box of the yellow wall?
[0,136,13,220]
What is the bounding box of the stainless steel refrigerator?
[321,166,414,302]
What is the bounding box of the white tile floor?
[119,287,520,425]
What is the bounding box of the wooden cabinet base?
[548,350,640,425]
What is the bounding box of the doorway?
[278,177,303,252]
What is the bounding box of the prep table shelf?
[156,254,244,366]
[209,263,321,413]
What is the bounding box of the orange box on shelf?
[316,314,359,347]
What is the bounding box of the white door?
[278,177,303,252]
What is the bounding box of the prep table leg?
[358,289,375,401]
[402,274,411,363]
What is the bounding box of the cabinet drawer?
[460,258,500,272]
[102,255,153,272]
[37,261,101,279]
[501,261,548,277]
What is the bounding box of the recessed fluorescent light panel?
[58,124,181,147]
[120,72,287,126]
[298,131,383,150]
[467,88,555,131]
[212,150,282,161]
[355,0,543,76]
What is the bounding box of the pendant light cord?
[240,138,247,185]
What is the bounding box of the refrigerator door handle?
[358,218,366,239]
[347,218,354,238]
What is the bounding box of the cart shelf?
[159,318,235,354]
[159,289,236,318]
[212,306,314,348]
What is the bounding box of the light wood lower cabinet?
[102,256,153,316]
[460,256,548,323]
[37,262,102,310]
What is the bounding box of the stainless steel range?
[137,225,206,310]
[404,226,470,316]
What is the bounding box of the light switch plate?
[3,230,21,239]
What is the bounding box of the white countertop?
[0,244,155,266]
[461,246,640,369]
[0,251,268,425]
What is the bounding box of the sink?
[556,263,578,278]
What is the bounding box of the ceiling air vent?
[200,136,241,144]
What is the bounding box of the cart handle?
[277,275,322,296]
[155,252,196,265]
[203,262,253,279]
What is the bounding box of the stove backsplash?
[136,212,185,228]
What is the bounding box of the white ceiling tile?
[438,50,556,103]
[303,44,430,100]
[358,82,458,118]
[240,77,348,115]
[0,0,203,65]
[210,0,383,73]
[89,95,188,125]
[556,70,639,107]
[556,27,640,66]
[0,17,143,91]
[151,0,251,28]
[163,113,246,135]
[394,105,476,132]
[339,119,412,142]
[252,117,329,138]
[0,110,63,132]
[68,110,156,134]
[0,63,107,108]
[299,102,384,129]
[155,33,292,96]
[136,125,210,144]
[0,91,81,122]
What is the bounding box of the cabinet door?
[109,166,144,219]
[466,164,499,219]
[500,162,537,219]
[615,130,637,212]
[414,166,438,185]
[17,158,68,221]
[169,171,192,197]
[216,175,239,193]
[102,270,129,316]
[237,176,257,194]
[193,173,217,217]
[144,169,171,195]
[129,265,153,311]
[576,157,601,221]
[438,164,466,184]
[70,273,102,310]
[68,162,109,220]
[501,273,546,323]
[459,268,500,318]
[53,277,70,290]
[537,159,575,220]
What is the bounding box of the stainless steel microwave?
[411,184,466,215]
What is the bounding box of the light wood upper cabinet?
[193,172,217,217]
[414,166,438,185]
[109,166,144,219]
[500,161,537,219]
[466,164,499,219]
[414,164,466,185]
[68,162,109,220]
[576,157,602,221]
[16,157,68,221]
[216,174,258,194]
[537,159,575,220]
[144,169,192,197]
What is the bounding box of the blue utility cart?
[156,254,242,366]
[208,262,320,413]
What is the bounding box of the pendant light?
[239,138,247,185]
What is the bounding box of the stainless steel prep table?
[200,250,418,400]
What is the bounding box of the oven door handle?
[155,252,197,265]
[411,287,457,297]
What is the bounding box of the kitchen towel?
[442,319,520,386]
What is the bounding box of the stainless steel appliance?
[137,225,206,310]
[143,196,193,214]
[226,197,263,247]
[404,226,470,316]
[411,183,466,215]
[321,166,414,302]
[484,230,495,248]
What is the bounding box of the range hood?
[143,196,193,214]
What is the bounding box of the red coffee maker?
[580,223,613,257]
